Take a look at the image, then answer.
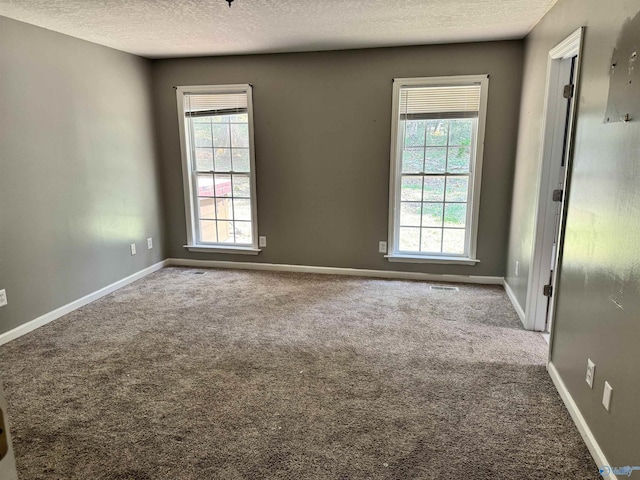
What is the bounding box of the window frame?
[176,84,260,255]
[386,75,489,265]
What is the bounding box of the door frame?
[0,379,18,480]
[525,27,585,333]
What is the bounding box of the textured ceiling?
[0,0,558,58]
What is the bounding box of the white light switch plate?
[147,237,153,249]
[0,289,7,308]
[259,236,267,248]
[602,381,613,411]
[586,359,595,388]
[379,241,387,253]
[130,243,137,256]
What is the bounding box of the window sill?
[184,245,262,255]
[385,254,480,265]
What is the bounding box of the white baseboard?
[503,279,526,326]
[166,258,504,285]
[0,260,168,347]
[0,258,502,346]
[548,361,615,479]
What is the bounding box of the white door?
[545,55,578,333]
[526,27,584,334]
[0,379,18,480]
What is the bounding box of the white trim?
[526,27,584,332]
[386,254,480,265]
[0,260,168,347]
[176,87,197,247]
[503,279,525,325]
[548,361,616,480]
[387,75,489,262]
[175,84,259,251]
[0,258,503,347]
[167,258,503,284]
[549,28,583,59]
[547,29,585,358]
[525,53,566,331]
[0,382,18,480]
[184,245,261,255]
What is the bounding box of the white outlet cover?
[602,381,613,411]
[0,289,7,308]
[586,359,595,388]
[379,241,387,253]
[130,243,137,256]
[147,237,153,249]
[259,236,267,248]
[515,260,519,276]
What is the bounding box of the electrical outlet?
[259,236,267,248]
[147,237,153,249]
[586,359,595,388]
[130,243,137,256]
[602,381,613,411]
[0,289,7,308]
[379,241,387,253]
[515,260,519,276]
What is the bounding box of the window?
[176,85,260,254]
[387,76,489,264]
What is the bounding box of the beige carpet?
[0,267,598,479]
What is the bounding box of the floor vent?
[192,271,207,275]
[430,285,459,291]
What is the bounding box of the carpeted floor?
[0,267,598,479]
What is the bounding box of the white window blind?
[399,84,482,120]
[184,93,248,118]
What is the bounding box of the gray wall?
[0,16,165,336]
[152,41,523,277]
[506,0,640,464]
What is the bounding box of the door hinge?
[552,189,563,202]
[563,84,575,99]
[543,284,553,297]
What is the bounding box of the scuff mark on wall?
[628,50,637,76]
[605,10,640,122]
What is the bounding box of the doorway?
[525,28,584,339]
